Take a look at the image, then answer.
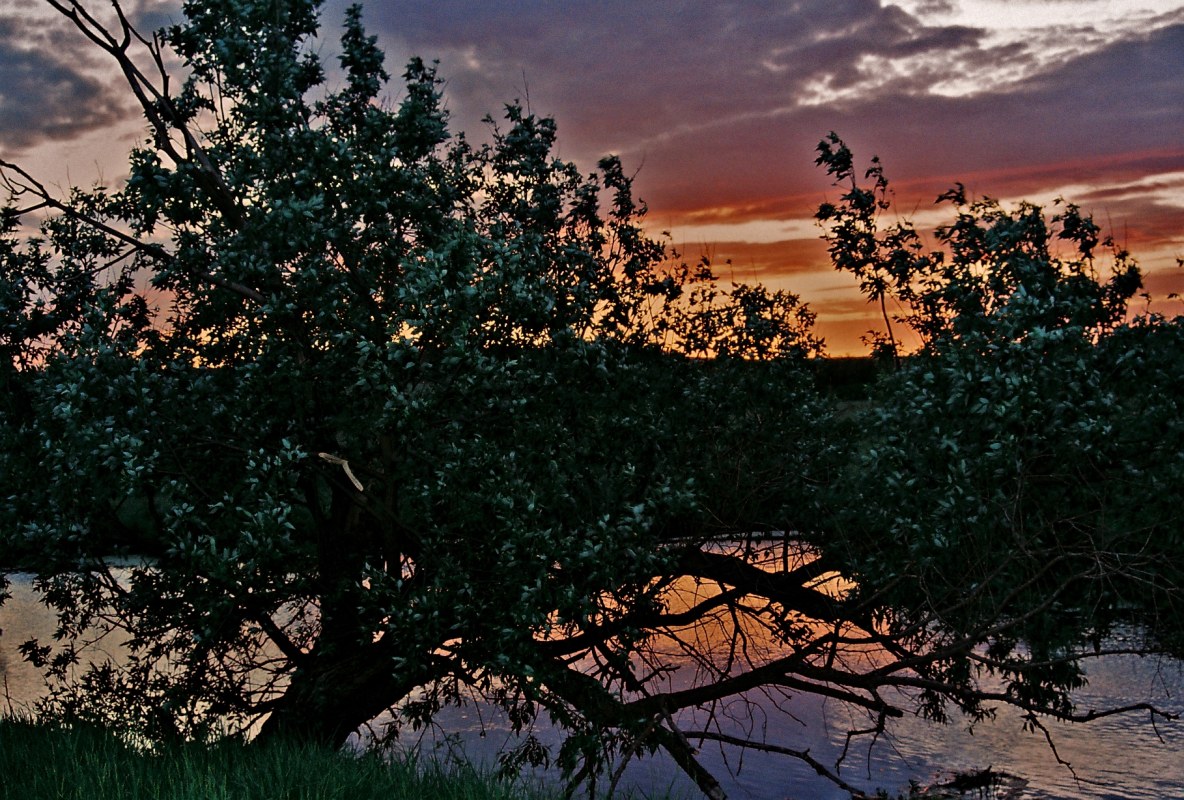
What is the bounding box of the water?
[3,572,1183,799]
[1,573,58,712]
[389,653,1184,800]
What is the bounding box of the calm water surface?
[3,572,1182,799]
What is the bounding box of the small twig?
[1023,712,1075,774]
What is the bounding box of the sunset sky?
[2,0,1182,354]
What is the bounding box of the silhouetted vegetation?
[2,2,1182,799]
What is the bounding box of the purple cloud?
[0,11,135,153]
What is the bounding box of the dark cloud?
[334,0,987,155]
[322,0,1177,238]
[627,22,1184,221]
[910,0,956,13]
[0,13,134,153]
[132,7,183,34]
[845,23,1184,184]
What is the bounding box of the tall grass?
[0,716,553,800]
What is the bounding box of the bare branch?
[42,0,245,227]
[683,730,872,799]
[1,159,265,304]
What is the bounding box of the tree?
[1,4,1182,800]
[1,0,826,791]
[816,132,1184,728]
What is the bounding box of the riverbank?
[0,715,556,800]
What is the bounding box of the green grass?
[0,716,554,800]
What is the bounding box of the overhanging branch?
[1,159,265,305]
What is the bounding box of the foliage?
[817,133,1184,723]
[815,131,1140,360]
[0,1,824,797]
[2,4,1183,800]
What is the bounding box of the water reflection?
[3,568,1183,799]
[386,651,1184,800]
[1,573,57,714]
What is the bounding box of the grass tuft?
[0,715,553,800]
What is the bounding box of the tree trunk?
[257,484,421,747]
[256,642,422,747]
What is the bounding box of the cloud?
[128,0,184,34]
[0,10,135,154]
[2,0,1176,355]
[633,24,1183,223]
[341,1,979,145]
[325,1,1178,240]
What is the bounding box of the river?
[3,571,1183,799]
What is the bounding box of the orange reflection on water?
[646,538,867,668]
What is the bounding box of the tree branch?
[44,0,245,227]
[682,730,873,799]
[1,159,265,304]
